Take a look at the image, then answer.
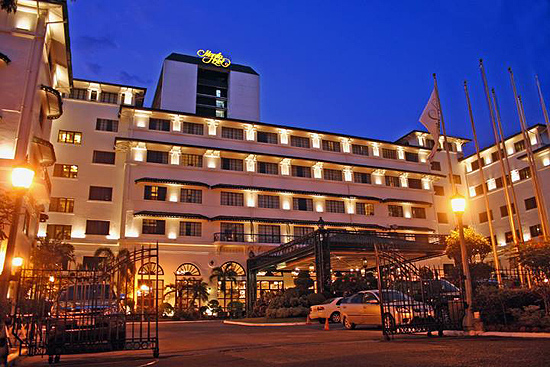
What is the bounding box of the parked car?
[309,297,343,323]
[340,289,433,330]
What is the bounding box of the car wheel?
[330,312,341,323]
[343,317,356,330]
[383,313,396,334]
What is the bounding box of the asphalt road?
[20,321,550,367]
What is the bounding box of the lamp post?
[0,164,35,302]
[450,193,475,333]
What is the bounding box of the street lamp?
[0,164,35,301]
[450,193,475,333]
[11,257,23,268]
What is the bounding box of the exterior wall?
[228,70,260,121]
[156,59,198,113]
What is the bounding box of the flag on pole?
[419,89,441,162]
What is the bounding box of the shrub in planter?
[509,306,550,329]
[474,286,544,325]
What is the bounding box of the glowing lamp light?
[49,276,55,283]
[12,257,23,267]
[11,165,35,189]
[140,284,150,292]
[451,194,466,214]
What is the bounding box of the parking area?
[19,321,550,367]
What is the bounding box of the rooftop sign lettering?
[197,49,231,68]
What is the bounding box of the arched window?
[137,262,164,311]
[138,262,164,276]
[175,263,202,310]
[216,262,246,311]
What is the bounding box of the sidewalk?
[443,330,550,338]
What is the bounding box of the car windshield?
[439,280,459,292]
[381,290,412,302]
[321,298,336,305]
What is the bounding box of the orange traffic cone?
[306,314,311,325]
[324,317,330,331]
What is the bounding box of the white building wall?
[228,71,260,121]
[156,60,198,113]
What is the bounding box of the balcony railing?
[214,233,300,244]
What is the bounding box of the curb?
[223,320,307,327]
[158,320,221,324]
[443,330,550,338]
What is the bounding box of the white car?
[340,290,434,330]
[309,297,344,323]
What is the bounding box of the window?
[258,225,281,243]
[291,165,312,178]
[412,207,426,219]
[479,210,493,223]
[356,202,374,216]
[514,140,525,153]
[89,186,112,201]
[180,222,201,237]
[408,178,422,189]
[453,175,462,185]
[500,204,516,218]
[323,168,343,181]
[530,224,542,238]
[353,172,371,184]
[382,148,397,159]
[294,226,314,237]
[142,219,165,235]
[475,184,484,196]
[180,189,202,204]
[221,192,244,206]
[525,197,537,211]
[144,186,167,201]
[290,136,310,148]
[426,139,435,149]
[58,130,82,144]
[258,161,278,175]
[443,142,456,152]
[385,175,401,188]
[92,150,115,164]
[519,167,531,180]
[293,198,313,211]
[220,223,245,242]
[182,122,204,135]
[46,224,71,240]
[326,200,345,213]
[257,131,278,144]
[86,220,110,235]
[431,161,441,171]
[494,177,504,190]
[434,185,444,196]
[221,158,243,171]
[437,212,449,224]
[96,118,118,132]
[258,195,280,209]
[49,197,74,213]
[388,205,404,217]
[149,118,170,132]
[491,150,505,163]
[505,230,520,243]
[222,127,244,140]
[405,151,419,162]
[352,144,369,156]
[69,88,87,100]
[181,154,203,167]
[53,164,78,178]
[322,140,341,152]
[100,91,118,104]
[471,159,481,171]
[90,90,98,101]
[147,150,168,164]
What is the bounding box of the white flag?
[419,88,441,162]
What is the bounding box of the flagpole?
[508,67,550,238]
[491,88,525,242]
[535,75,550,141]
[464,81,502,286]
[432,74,456,194]
[479,60,520,249]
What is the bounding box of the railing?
[213,232,300,244]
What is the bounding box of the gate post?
[245,263,257,316]
[314,227,331,294]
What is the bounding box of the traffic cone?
[324,317,330,331]
[306,314,311,325]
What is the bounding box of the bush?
[307,293,326,306]
[172,309,199,321]
[474,286,544,325]
[510,306,550,329]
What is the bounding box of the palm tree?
[31,237,75,270]
[187,279,209,310]
[209,266,237,311]
[94,247,136,299]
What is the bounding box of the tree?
[1,0,17,13]
[209,266,237,310]
[445,226,491,265]
[93,247,136,298]
[0,189,15,241]
[518,241,550,281]
[31,237,75,270]
[294,270,314,295]
[187,279,209,310]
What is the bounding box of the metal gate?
[375,244,465,340]
[12,244,160,363]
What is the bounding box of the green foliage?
[293,270,314,294]
[160,302,174,317]
[306,293,326,306]
[445,226,491,264]
[209,266,237,293]
[0,189,15,240]
[331,272,377,296]
[509,306,550,329]
[518,241,550,281]
[93,247,135,300]
[31,237,75,270]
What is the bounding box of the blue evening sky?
[66,0,550,153]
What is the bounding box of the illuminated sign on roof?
[197,49,231,68]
